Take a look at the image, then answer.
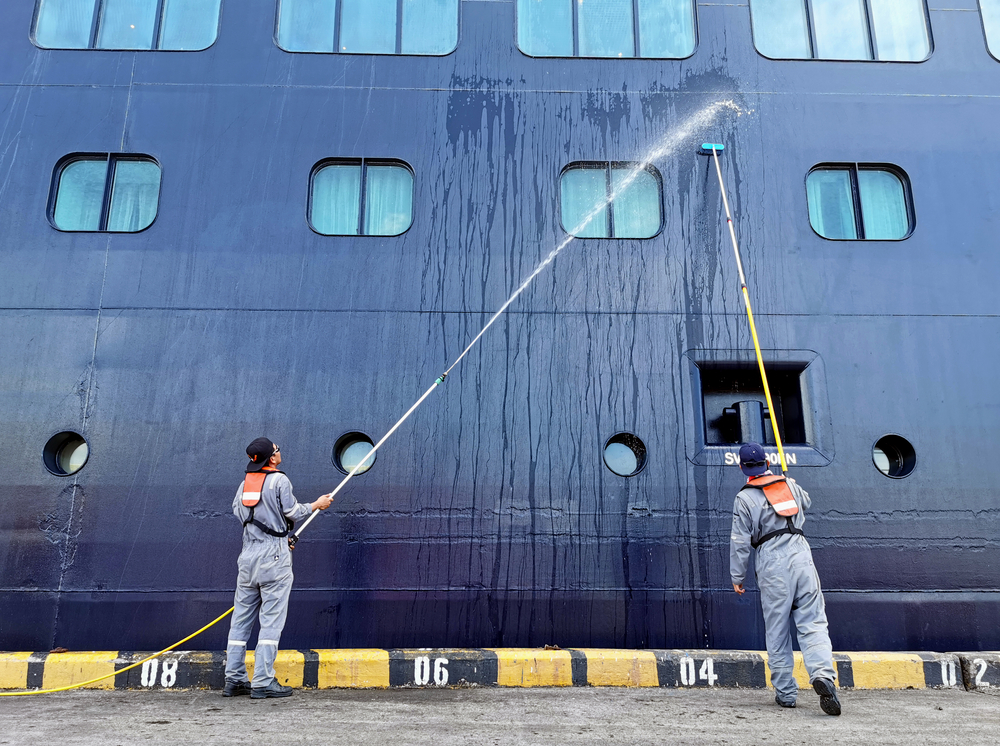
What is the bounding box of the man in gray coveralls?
[730,442,842,716]
[223,437,333,699]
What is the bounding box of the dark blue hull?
[1,1,997,652]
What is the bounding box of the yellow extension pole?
[0,606,234,697]
[709,145,788,474]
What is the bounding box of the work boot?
[222,679,251,697]
[812,678,841,716]
[775,696,796,708]
[251,680,293,699]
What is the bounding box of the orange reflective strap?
[241,472,268,507]
[748,475,799,517]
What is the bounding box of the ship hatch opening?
[333,432,376,475]
[603,433,647,477]
[700,364,809,446]
[43,431,89,476]
[873,434,916,478]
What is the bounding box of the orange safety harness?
[747,474,805,549]
[241,467,293,538]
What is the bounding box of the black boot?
[775,696,796,708]
[812,678,841,716]
[251,680,294,699]
[222,679,251,697]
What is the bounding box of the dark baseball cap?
[246,437,276,473]
[738,442,770,477]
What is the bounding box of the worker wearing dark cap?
[730,442,841,716]
[223,437,333,699]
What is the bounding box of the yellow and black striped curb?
[2,649,993,692]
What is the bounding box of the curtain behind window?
[637,0,696,58]
[159,0,222,50]
[517,0,573,56]
[54,159,107,231]
[341,0,397,53]
[578,0,635,57]
[401,0,459,54]
[35,0,96,48]
[364,166,414,235]
[562,168,610,237]
[611,168,660,238]
[107,160,161,232]
[858,170,909,239]
[749,0,811,58]
[807,170,857,239]
[277,0,336,52]
[870,0,930,61]
[312,165,362,235]
[97,0,158,50]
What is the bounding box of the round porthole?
[333,432,376,475]
[872,434,916,479]
[603,433,647,477]
[43,431,89,476]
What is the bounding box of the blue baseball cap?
[738,442,769,477]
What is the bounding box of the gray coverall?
[730,475,835,704]
[225,471,311,688]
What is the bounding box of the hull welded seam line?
[0,650,970,691]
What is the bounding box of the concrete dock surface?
[0,687,996,745]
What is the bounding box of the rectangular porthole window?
[50,154,161,232]
[310,160,414,236]
[560,162,662,238]
[517,0,696,58]
[806,164,912,240]
[33,0,222,50]
[276,0,459,55]
[749,0,931,61]
[981,1,1000,58]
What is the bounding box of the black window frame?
[805,163,915,241]
[308,158,415,237]
[515,0,698,60]
[48,153,162,233]
[558,161,664,239]
[31,0,223,52]
[274,0,461,56]
[749,0,933,62]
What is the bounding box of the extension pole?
[708,145,788,474]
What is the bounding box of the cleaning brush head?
[699,143,724,156]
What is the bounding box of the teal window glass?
[750,0,931,61]
[107,160,162,232]
[857,170,909,239]
[97,0,158,50]
[806,169,857,239]
[637,0,696,58]
[364,166,414,236]
[517,0,573,56]
[35,0,95,48]
[518,0,695,58]
[561,167,610,237]
[276,0,459,55]
[401,0,459,54]
[311,161,414,236]
[749,0,811,59]
[33,0,221,50]
[578,0,635,58]
[807,165,911,240]
[277,0,337,52]
[158,0,222,50]
[983,0,1000,57]
[870,0,930,61]
[561,163,661,238]
[53,159,108,231]
[52,155,161,232]
[340,0,397,53]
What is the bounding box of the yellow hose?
[0,606,234,696]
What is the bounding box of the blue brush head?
[698,143,725,156]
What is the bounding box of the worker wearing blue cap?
[730,442,841,716]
